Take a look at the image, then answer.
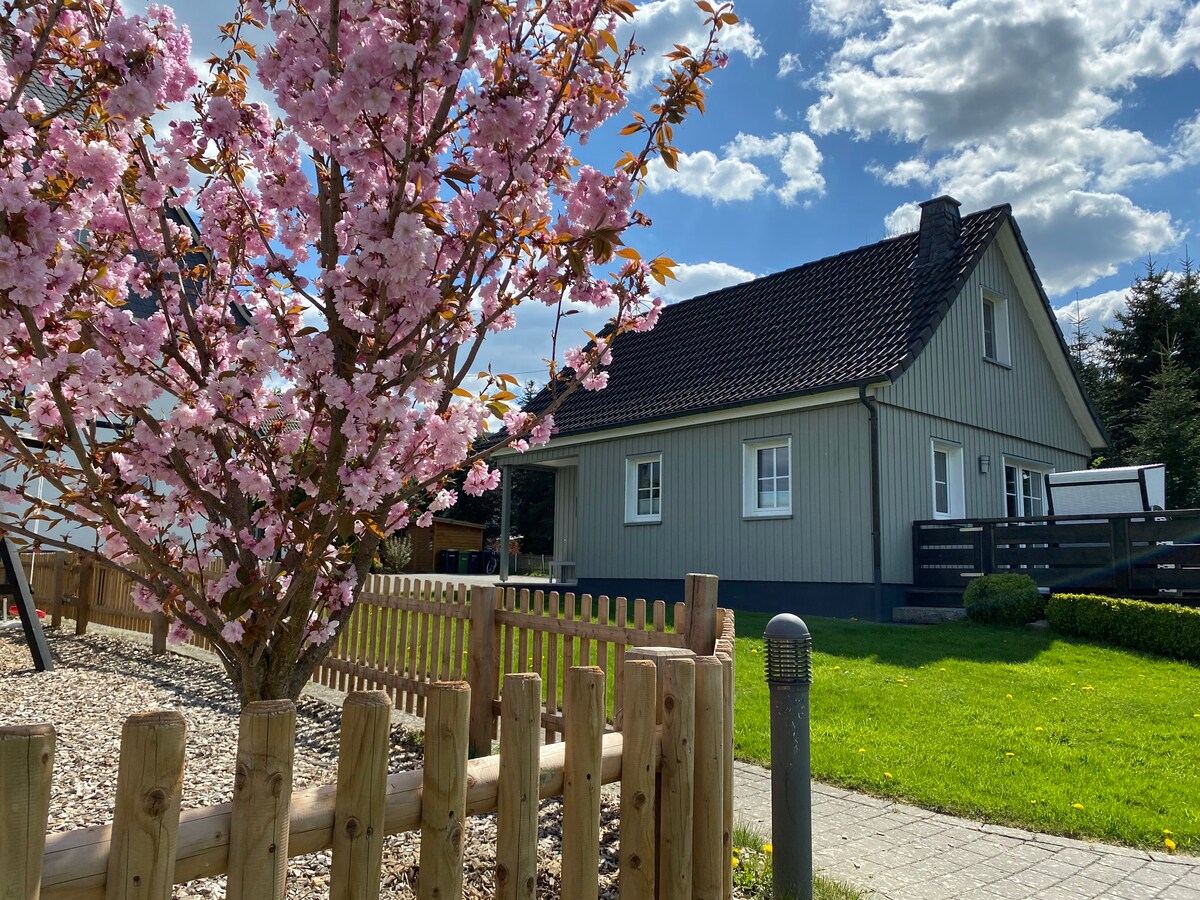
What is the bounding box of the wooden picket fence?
[2,654,735,900]
[20,553,728,756]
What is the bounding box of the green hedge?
[1046,593,1200,662]
[962,573,1045,626]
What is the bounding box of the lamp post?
[764,613,813,900]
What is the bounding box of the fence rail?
[913,508,1200,599]
[3,655,734,900]
[18,553,729,753]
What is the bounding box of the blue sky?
[153,0,1200,386]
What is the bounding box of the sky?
[150,0,1200,387]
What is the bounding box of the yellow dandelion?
[833,665,841,671]
[884,771,894,779]
[1073,803,1085,811]
[1051,696,1059,701]
[1005,752,1015,758]
[858,747,866,753]
[763,843,773,854]
[938,667,947,671]
[1081,685,1094,692]
[1164,829,1173,836]
[1193,713,1199,718]
[1035,726,1044,732]
[1029,799,1038,805]
[731,856,740,869]
[1165,838,1177,852]
[751,648,758,654]
[1005,693,1013,700]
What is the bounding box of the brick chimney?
[916,195,962,267]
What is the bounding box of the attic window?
[982,290,1011,365]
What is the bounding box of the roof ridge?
[659,202,1013,311]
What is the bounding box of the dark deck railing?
[912,509,1200,600]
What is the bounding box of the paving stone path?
[733,762,1200,899]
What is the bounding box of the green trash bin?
[458,551,470,575]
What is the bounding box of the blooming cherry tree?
[0,0,733,701]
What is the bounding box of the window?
[625,453,662,524]
[1004,459,1051,517]
[931,440,964,519]
[743,437,792,517]
[982,290,1011,365]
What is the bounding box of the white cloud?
[622,0,764,91]
[1054,288,1130,335]
[808,0,882,36]
[658,261,757,301]
[644,149,770,202]
[806,0,1200,294]
[646,131,824,205]
[777,53,803,78]
[774,107,790,122]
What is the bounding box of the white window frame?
[743,436,792,518]
[624,452,662,524]
[1002,456,1053,518]
[931,439,965,520]
[982,289,1011,366]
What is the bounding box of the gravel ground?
[0,626,623,899]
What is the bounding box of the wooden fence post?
[330,691,391,900]
[659,657,695,900]
[50,552,65,629]
[467,586,500,758]
[227,700,296,900]
[0,724,56,900]
[105,711,187,900]
[562,666,605,900]
[420,682,471,900]
[683,574,719,656]
[497,673,541,900]
[75,555,94,636]
[619,660,658,900]
[692,657,725,900]
[720,654,735,900]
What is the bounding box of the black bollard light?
[764,613,813,900]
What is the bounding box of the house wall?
[554,466,578,569]
[521,403,874,591]
[874,240,1094,584]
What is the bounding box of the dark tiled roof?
[527,203,1010,436]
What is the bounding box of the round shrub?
[962,574,1045,625]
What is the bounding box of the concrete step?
[892,606,967,625]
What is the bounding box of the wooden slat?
[496,674,541,900]
[1133,544,1200,567]
[1131,566,1200,591]
[596,596,611,718]
[992,546,1112,567]
[531,591,546,694]
[992,523,1112,544]
[652,600,666,636]
[579,593,594,668]
[619,660,657,900]
[517,589,530,673]
[546,591,561,744]
[659,658,695,900]
[452,584,467,681]
[916,547,979,567]
[562,667,605,900]
[494,610,687,648]
[614,597,628,727]
[563,592,576,685]
[1129,517,1200,543]
[227,701,295,900]
[419,683,470,900]
[0,724,56,899]
[330,692,390,900]
[502,587,516,680]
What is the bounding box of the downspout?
[858,384,883,621]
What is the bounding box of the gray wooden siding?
[553,466,578,565]
[568,404,872,584]
[879,242,1093,459]
[877,401,1090,584]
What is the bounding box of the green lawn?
[734,613,1200,853]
